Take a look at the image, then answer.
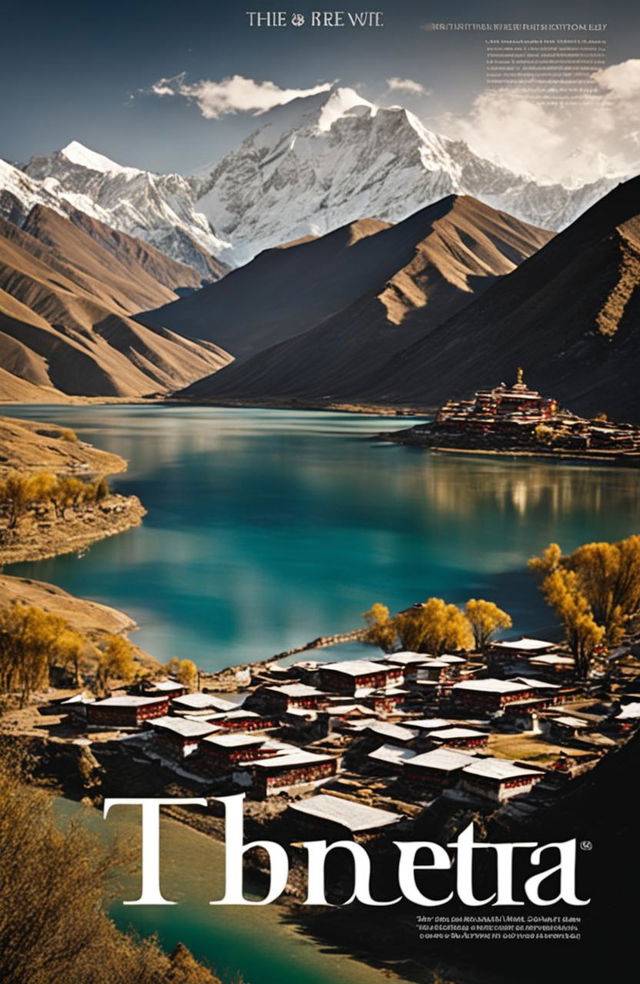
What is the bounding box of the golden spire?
[516,367,524,386]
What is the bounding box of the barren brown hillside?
[0,206,233,399]
[176,195,552,401]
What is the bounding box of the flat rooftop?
[252,750,335,770]
[144,679,185,692]
[289,794,402,832]
[366,722,418,741]
[202,733,267,749]
[462,757,544,781]
[171,693,238,712]
[405,748,476,772]
[428,727,487,740]
[383,652,433,666]
[368,743,417,766]
[492,638,555,652]
[149,715,218,738]
[92,695,168,708]
[266,683,325,697]
[529,654,575,666]
[321,660,399,677]
[453,679,531,694]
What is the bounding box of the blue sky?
[1,0,638,175]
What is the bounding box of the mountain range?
[179,176,640,421]
[1,86,621,275]
[20,144,228,283]
[162,195,551,398]
[191,87,619,265]
[0,84,637,415]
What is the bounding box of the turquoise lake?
[4,404,640,670]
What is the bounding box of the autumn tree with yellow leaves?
[96,635,138,694]
[362,603,399,652]
[363,597,475,655]
[529,534,640,676]
[0,753,221,984]
[465,599,513,649]
[165,657,199,691]
[0,470,110,530]
[0,603,95,705]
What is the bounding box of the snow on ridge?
[60,140,141,177]
[316,86,375,131]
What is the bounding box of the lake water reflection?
[4,405,639,669]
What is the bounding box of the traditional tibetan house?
[209,709,278,732]
[528,654,576,676]
[364,721,418,746]
[249,683,326,714]
[403,747,475,790]
[288,793,402,840]
[416,659,454,683]
[197,733,275,772]
[87,695,170,728]
[459,758,545,803]
[363,687,410,715]
[148,715,219,760]
[249,750,338,798]
[540,713,591,741]
[58,693,94,725]
[367,743,417,772]
[489,638,556,674]
[171,692,238,715]
[491,638,557,659]
[509,677,561,705]
[319,660,404,696]
[136,678,188,699]
[437,654,469,678]
[426,726,489,749]
[382,652,434,681]
[451,679,537,714]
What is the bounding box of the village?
[382,370,640,462]
[35,630,640,848]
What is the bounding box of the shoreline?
[1,395,431,418]
[0,412,148,566]
[379,433,640,468]
[0,494,146,566]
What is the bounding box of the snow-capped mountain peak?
[22,143,229,280]
[59,140,141,177]
[6,85,626,277]
[0,157,66,224]
[316,86,375,131]
[188,85,622,265]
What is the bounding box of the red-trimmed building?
[87,695,170,728]
[210,709,278,732]
[248,683,327,714]
[249,751,338,798]
[197,733,277,772]
[136,678,188,699]
[148,715,219,760]
[459,758,545,803]
[426,726,489,750]
[319,660,403,696]
[451,679,538,714]
[403,748,475,790]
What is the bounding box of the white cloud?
[432,59,640,185]
[386,77,428,96]
[150,73,333,119]
[593,58,640,98]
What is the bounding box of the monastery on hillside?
[390,370,640,458]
